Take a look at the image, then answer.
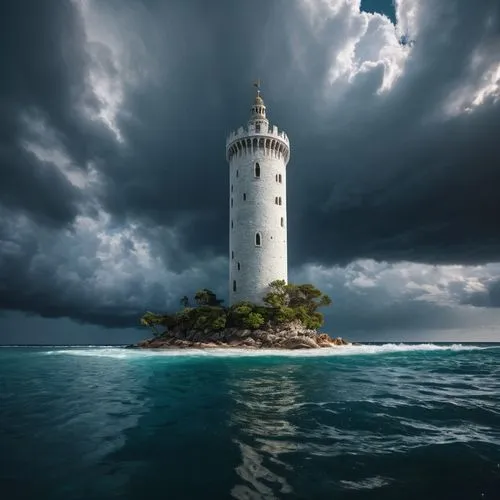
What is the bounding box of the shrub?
[264,281,331,329]
[194,289,224,307]
[212,315,227,330]
[233,304,252,316]
[275,306,296,324]
[194,315,209,330]
[243,312,265,330]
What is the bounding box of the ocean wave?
[42,343,490,360]
[339,476,392,491]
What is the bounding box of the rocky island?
[127,88,359,351]
[130,280,353,350]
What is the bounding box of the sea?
[1,343,499,500]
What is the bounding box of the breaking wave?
[43,343,490,360]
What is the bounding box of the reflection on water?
[224,352,500,498]
[228,366,303,499]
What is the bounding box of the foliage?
[140,311,175,337]
[140,282,332,337]
[262,279,288,308]
[227,301,265,328]
[242,312,265,329]
[275,306,296,324]
[263,280,332,329]
[175,307,194,329]
[194,289,224,307]
[212,315,227,330]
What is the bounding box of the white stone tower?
[226,83,290,305]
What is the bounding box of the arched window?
[275,174,278,182]
[279,197,282,206]
[231,184,233,193]
[231,251,234,260]
[255,232,262,246]
[231,220,233,229]
[237,262,240,271]
[281,217,284,227]
[279,174,282,183]
[231,198,233,208]
[275,197,278,204]
[233,280,237,292]
[243,193,246,201]
[255,123,260,133]
[236,170,239,178]
[255,163,260,178]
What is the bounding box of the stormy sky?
[1,0,499,344]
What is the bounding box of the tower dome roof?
[249,80,267,123]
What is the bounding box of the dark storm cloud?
[0,1,121,226]
[462,279,500,308]
[295,102,500,266]
[0,0,500,335]
[0,204,228,327]
[287,0,500,267]
[92,0,500,268]
[96,0,286,255]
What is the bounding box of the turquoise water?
[1,344,499,499]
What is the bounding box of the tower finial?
[253,79,261,95]
[252,79,265,109]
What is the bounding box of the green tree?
[180,296,190,308]
[275,306,296,323]
[228,301,254,328]
[194,315,209,330]
[212,315,227,330]
[288,283,331,312]
[243,312,265,329]
[263,280,289,308]
[140,311,173,337]
[194,288,224,307]
[175,307,195,330]
[194,289,210,306]
[262,281,332,329]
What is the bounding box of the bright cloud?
[20,111,97,190]
[292,260,500,314]
[298,0,409,96]
[73,0,161,143]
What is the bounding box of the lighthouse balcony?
[226,124,289,148]
[226,124,290,163]
[225,134,290,163]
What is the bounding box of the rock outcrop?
[129,321,351,350]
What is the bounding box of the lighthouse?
[226,83,291,305]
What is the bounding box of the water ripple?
[1,345,500,499]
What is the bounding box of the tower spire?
[250,79,267,122]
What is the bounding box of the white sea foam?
[43,343,487,360]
